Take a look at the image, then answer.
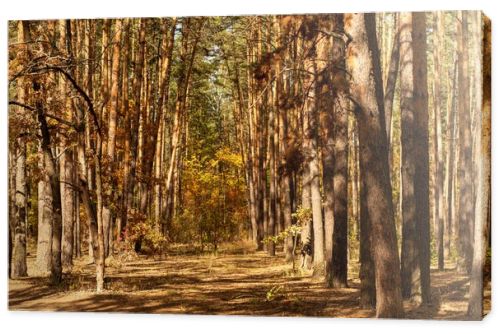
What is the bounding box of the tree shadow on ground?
[9,252,474,319]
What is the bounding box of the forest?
[8,11,490,319]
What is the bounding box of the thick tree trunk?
[359,170,376,308]
[10,20,30,279]
[467,13,490,320]
[344,13,403,318]
[318,15,336,285]
[412,12,431,304]
[318,14,349,287]
[301,17,324,275]
[60,143,75,269]
[12,137,28,278]
[399,12,431,304]
[331,15,349,288]
[399,12,419,301]
[34,81,63,284]
[36,151,52,276]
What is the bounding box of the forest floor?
[9,243,490,319]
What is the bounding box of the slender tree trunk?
[126,19,146,236]
[433,12,445,271]
[446,58,459,260]
[153,20,176,228]
[164,19,202,233]
[384,13,400,144]
[102,19,123,257]
[59,20,75,270]
[119,18,131,241]
[457,11,474,274]
[267,46,277,257]
[84,20,96,258]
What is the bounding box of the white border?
[1,1,498,333]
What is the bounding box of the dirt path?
[9,247,479,319]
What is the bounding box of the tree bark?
[467,13,490,320]
[433,12,445,271]
[34,82,63,284]
[384,14,400,144]
[457,11,474,274]
[398,12,431,305]
[301,16,325,275]
[59,20,75,270]
[344,13,403,318]
[10,20,30,279]
[102,18,123,257]
[412,12,431,304]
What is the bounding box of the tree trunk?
[59,20,75,270]
[359,166,376,308]
[34,82,63,284]
[102,18,123,257]
[446,58,459,261]
[412,12,431,304]
[398,12,432,305]
[344,13,403,318]
[12,137,28,278]
[301,17,324,275]
[10,20,30,279]
[467,13,490,320]
[36,147,52,276]
[119,18,131,241]
[164,19,202,234]
[433,12,445,271]
[331,15,349,288]
[384,13,400,145]
[457,11,474,274]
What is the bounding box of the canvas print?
[8,11,491,319]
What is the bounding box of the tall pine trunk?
[344,13,403,318]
